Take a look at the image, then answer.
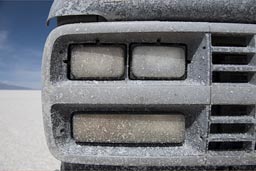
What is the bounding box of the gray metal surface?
[42,22,256,167]
[47,0,256,25]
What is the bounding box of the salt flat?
[0,91,59,171]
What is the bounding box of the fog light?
[70,45,125,79]
[131,46,186,79]
[73,114,185,144]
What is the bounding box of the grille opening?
[210,123,254,134]
[57,15,107,26]
[211,34,252,47]
[212,54,253,65]
[208,141,252,151]
[211,105,255,116]
[212,71,253,83]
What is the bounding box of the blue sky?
[0,1,55,89]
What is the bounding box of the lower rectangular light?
[73,114,185,144]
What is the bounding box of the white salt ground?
[0,91,59,171]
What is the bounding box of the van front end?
[42,0,256,170]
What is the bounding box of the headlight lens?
[131,46,186,79]
[70,45,125,79]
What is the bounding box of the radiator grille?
[209,34,256,152]
[209,105,255,152]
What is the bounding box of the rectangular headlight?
[73,114,185,144]
[70,45,125,79]
[131,46,186,79]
